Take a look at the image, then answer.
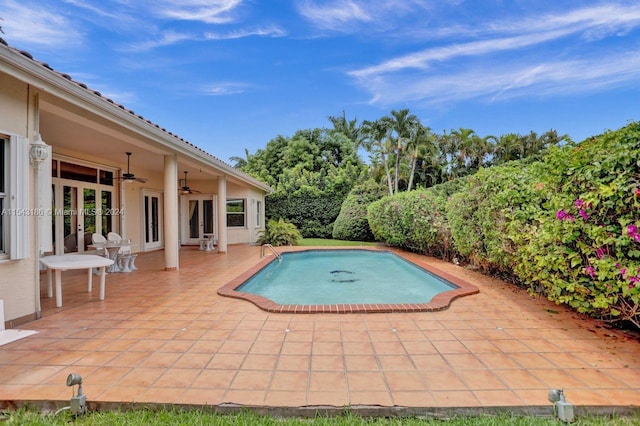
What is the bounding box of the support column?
[217,175,227,253]
[163,154,179,270]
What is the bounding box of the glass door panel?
[83,188,96,251]
[188,200,199,239]
[63,186,78,253]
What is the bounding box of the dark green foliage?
[332,180,386,241]
[369,122,640,329]
[257,218,302,246]
[265,189,345,238]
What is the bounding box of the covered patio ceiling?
[37,94,246,187]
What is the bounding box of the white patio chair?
[91,233,107,255]
[107,232,136,272]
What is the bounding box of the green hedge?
[367,122,640,329]
[265,189,345,238]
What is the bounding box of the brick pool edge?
[217,247,479,314]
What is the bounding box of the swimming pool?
[218,248,479,313]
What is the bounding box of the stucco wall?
[0,74,37,324]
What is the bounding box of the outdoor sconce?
[29,133,49,168]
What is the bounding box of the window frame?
[226,198,246,228]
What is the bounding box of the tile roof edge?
[0,39,272,192]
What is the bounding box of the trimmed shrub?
[332,180,386,241]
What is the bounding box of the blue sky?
[1,0,639,163]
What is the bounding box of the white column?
[163,155,179,270]
[217,175,227,253]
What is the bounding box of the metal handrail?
[261,244,282,262]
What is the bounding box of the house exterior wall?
[226,183,265,245]
[0,74,38,326]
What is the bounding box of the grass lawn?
[300,238,379,246]
[5,408,640,425]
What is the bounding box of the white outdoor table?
[40,254,114,308]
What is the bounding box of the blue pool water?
[237,250,456,305]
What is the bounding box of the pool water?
[237,249,457,305]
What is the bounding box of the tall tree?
[361,119,394,195]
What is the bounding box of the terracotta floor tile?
[384,371,427,391]
[281,341,312,355]
[342,341,375,355]
[411,354,448,370]
[241,354,278,370]
[431,390,481,407]
[249,340,283,355]
[276,354,310,371]
[191,370,236,389]
[344,355,380,371]
[309,371,347,392]
[311,341,343,355]
[311,355,345,371]
[117,367,165,387]
[139,352,181,368]
[205,353,245,370]
[457,370,508,390]
[377,355,415,371]
[473,390,523,406]
[347,371,388,392]
[270,371,308,391]
[264,390,307,407]
[444,353,486,370]
[230,370,273,390]
[4,246,638,412]
[349,391,394,407]
[493,369,546,390]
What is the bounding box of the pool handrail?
[261,244,282,262]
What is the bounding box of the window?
[0,135,30,260]
[256,200,262,227]
[226,199,246,227]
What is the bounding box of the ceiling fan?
[116,152,148,183]
[180,171,201,194]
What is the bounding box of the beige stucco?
[0,41,270,326]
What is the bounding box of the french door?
[143,190,163,250]
[181,195,217,245]
[55,184,114,254]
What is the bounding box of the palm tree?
[361,119,394,195]
[384,109,420,193]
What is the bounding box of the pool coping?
[217,247,479,314]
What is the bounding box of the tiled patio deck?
[1,244,639,417]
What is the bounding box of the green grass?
[4,408,640,425]
[300,238,379,246]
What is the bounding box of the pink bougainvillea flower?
[578,209,588,220]
[596,248,605,259]
[635,188,640,197]
[585,266,596,278]
[628,225,638,235]
[574,199,584,208]
[620,268,627,276]
[556,209,567,220]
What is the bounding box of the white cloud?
[297,0,372,30]
[0,0,83,49]
[349,3,640,106]
[357,51,640,107]
[154,0,243,24]
[125,31,198,51]
[203,82,249,96]
[204,25,286,40]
